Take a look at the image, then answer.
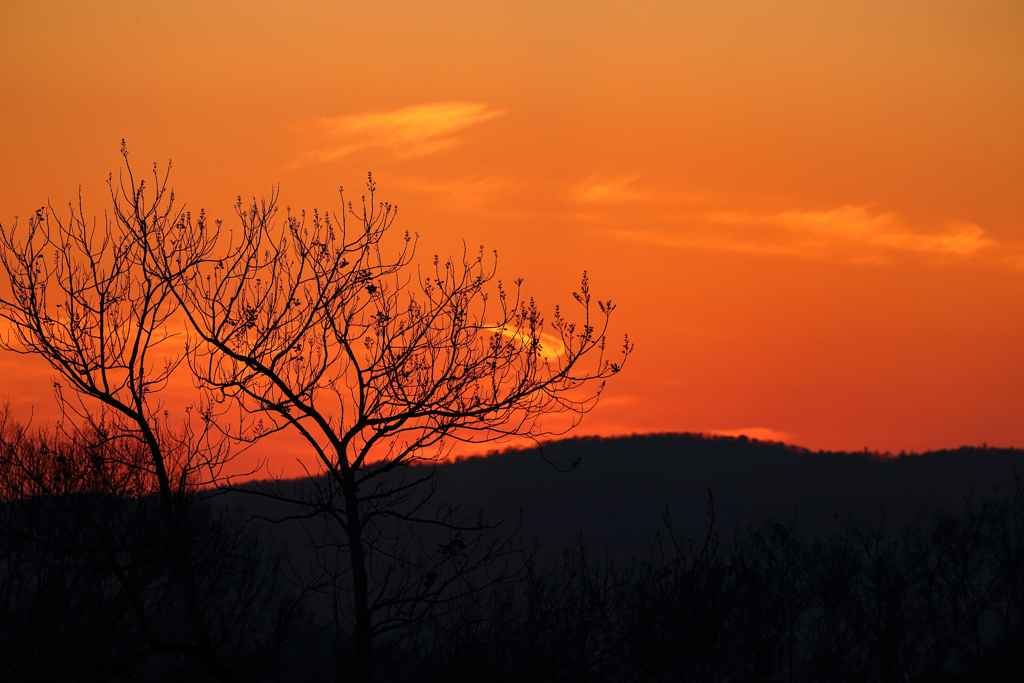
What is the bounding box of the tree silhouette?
[0,158,249,682]
[101,148,630,681]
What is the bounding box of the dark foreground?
[3,434,1024,681]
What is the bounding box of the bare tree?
[0,155,246,682]
[130,162,631,680]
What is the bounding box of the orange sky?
[2,0,1023,472]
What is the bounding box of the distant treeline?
[415,483,1024,681]
[3,433,1024,681]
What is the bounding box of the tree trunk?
[141,422,240,683]
[342,464,374,683]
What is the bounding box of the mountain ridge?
[226,432,1024,560]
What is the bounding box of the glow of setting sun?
[1,0,1022,469]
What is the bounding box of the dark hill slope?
[426,433,1024,557]
[224,433,1024,560]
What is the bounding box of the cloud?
[305,102,506,162]
[573,175,651,203]
[393,174,511,208]
[757,206,991,257]
[607,205,998,265]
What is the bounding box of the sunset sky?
[2,0,1022,468]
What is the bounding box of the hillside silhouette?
[7,432,1024,680]
[225,432,1024,560]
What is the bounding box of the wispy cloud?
[303,102,506,163]
[572,174,651,203]
[393,174,511,209]
[736,206,991,257]
[607,205,999,265]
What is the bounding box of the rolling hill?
[225,432,1024,559]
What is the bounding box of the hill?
[224,433,1024,560]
